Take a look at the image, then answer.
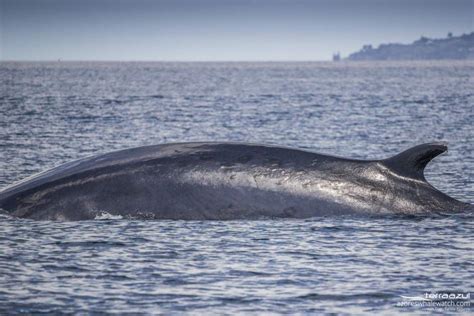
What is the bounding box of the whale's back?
[0,142,471,219]
[0,142,346,206]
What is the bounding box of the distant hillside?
[347,32,474,61]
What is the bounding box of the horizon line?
[0,59,334,63]
[1,59,473,63]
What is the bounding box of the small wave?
[94,212,123,220]
[0,208,14,220]
[0,213,14,220]
[294,292,393,301]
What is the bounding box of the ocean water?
[0,61,473,314]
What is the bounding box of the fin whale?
[0,142,471,220]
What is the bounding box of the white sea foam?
[94,212,123,220]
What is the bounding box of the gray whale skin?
[0,142,472,220]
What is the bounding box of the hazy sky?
[0,0,472,61]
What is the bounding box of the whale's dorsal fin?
[383,142,448,181]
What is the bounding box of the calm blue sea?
[0,61,473,314]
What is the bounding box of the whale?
[0,142,472,220]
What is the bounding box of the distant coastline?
[346,32,474,61]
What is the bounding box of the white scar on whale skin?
[180,163,432,215]
[179,168,381,212]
